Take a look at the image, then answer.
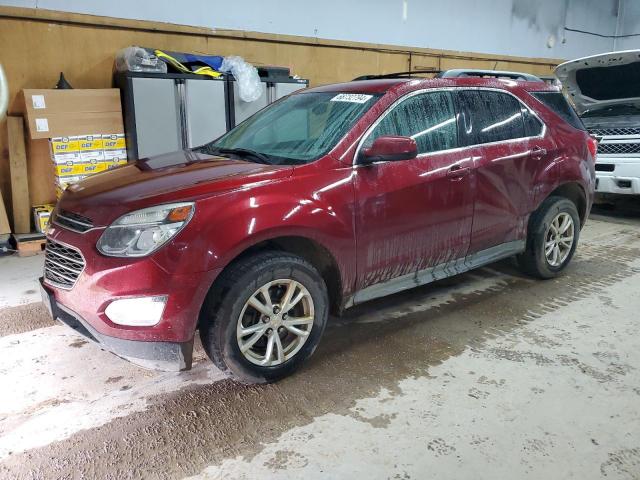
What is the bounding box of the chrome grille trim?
[44,239,86,290]
[46,248,84,266]
[54,210,94,233]
[589,127,640,137]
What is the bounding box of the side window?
[522,108,544,137]
[531,91,585,131]
[363,91,458,154]
[458,91,526,145]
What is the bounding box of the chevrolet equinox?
[41,71,597,383]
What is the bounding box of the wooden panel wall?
[0,6,562,228]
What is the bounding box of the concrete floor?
[0,206,639,479]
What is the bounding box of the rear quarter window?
[531,91,585,131]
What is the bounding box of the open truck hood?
[555,50,640,115]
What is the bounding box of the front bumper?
[40,278,193,371]
[44,225,221,344]
[595,156,640,195]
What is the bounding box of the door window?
[522,108,544,137]
[363,91,458,154]
[458,90,526,145]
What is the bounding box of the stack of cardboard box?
[51,133,126,197]
[21,88,127,200]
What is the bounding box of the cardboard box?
[78,134,105,162]
[22,89,124,140]
[55,175,86,199]
[54,159,107,177]
[32,204,55,233]
[50,136,80,163]
[104,159,128,170]
[26,112,125,140]
[23,89,121,116]
[50,131,127,198]
[21,89,127,204]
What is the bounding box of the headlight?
[97,202,195,257]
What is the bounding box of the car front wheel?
[200,251,329,383]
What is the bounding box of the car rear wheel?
[517,196,580,279]
[200,251,328,384]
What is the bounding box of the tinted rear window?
[457,90,525,145]
[531,91,585,130]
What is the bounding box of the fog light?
[105,296,167,326]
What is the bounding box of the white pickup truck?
[556,50,640,196]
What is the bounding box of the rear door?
[456,89,543,255]
[354,90,474,295]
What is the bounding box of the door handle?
[447,164,470,179]
[531,146,547,159]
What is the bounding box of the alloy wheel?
[544,212,575,267]
[236,279,315,366]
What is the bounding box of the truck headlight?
[97,202,194,257]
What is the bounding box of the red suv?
[40,70,596,383]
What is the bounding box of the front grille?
[54,210,94,233]
[44,240,85,289]
[589,127,640,137]
[597,143,640,155]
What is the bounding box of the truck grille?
[597,143,640,155]
[589,127,640,137]
[44,240,85,289]
[54,210,94,233]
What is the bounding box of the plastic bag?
[219,56,262,102]
[115,47,167,74]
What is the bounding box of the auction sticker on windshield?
[330,93,373,103]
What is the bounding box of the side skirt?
[345,240,525,308]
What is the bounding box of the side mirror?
[359,135,418,165]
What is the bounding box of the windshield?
[198,92,380,165]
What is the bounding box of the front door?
[353,90,475,300]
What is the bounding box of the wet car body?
[42,75,595,374]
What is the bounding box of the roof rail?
[435,69,544,82]
[353,68,544,82]
[352,69,441,81]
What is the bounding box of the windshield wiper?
[216,147,273,165]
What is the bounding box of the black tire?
[199,251,329,384]
[517,196,580,279]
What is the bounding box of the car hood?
[58,149,294,225]
[554,49,640,115]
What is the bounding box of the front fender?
[151,167,358,293]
